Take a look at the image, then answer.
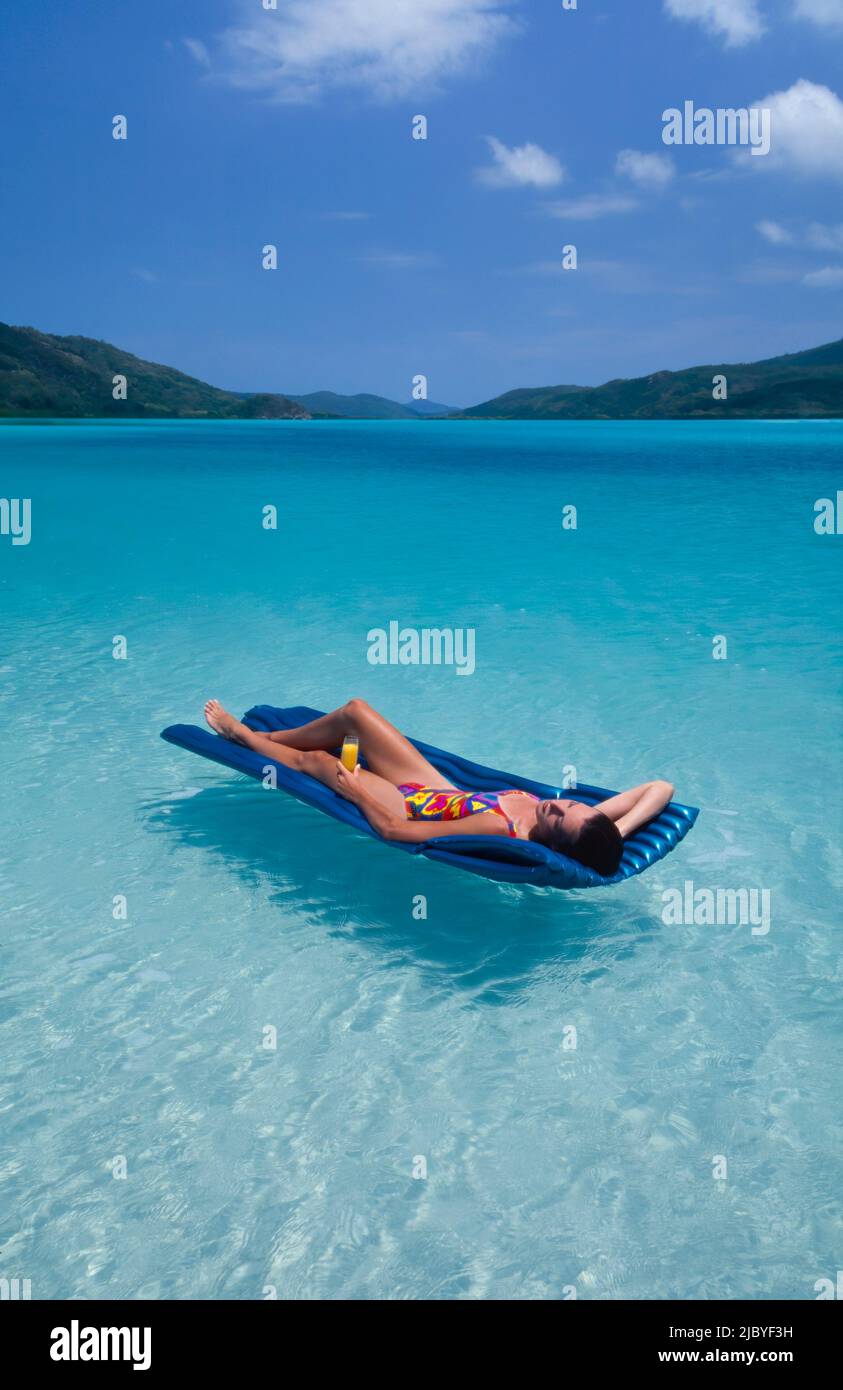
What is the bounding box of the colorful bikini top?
[399,783,538,838]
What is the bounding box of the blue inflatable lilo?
[161,704,699,891]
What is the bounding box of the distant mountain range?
[287,391,457,419]
[1,321,841,421]
[461,339,843,419]
[0,324,308,420]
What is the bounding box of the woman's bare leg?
[234,702,357,751]
[204,701,312,767]
[204,698,455,789]
[201,700,408,816]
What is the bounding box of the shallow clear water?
[1,419,841,1300]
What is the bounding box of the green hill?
[402,398,459,417]
[3,321,841,422]
[289,391,458,419]
[461,340,843,419]
[289,390,419,420]
[0,323,309,419]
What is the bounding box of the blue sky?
[2,0,842,405]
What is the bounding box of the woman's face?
[535,798,595,845]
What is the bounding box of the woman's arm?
[596,780,675,838]
[369,806,507,843]
[335,762,507,843]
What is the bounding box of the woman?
[204,697,675,878]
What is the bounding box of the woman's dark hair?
[536,809,624,877]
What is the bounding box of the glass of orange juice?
[340,734,359,771]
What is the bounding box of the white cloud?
[515,259,590,275]
[359,250,438,269]
[795,0,843,29]
[216,0,517,102]
[183,37,211,68]
[755,79,843,179]
[803,266,843,287]
[544,194,639,221]
[615,149,675,188]
[751,218,843,289]
[518,258,711,296]
[758,220,843,251]
[807,222,843,251]
[739,262,802,285]
[477,137,565,188]
[663,0,765,47]
[756,220,794,245]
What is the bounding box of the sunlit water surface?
[1,419,841,1300]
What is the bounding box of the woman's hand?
[333,760,396,838]
[335,759,365,803]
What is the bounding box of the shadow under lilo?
[143,779,654,1000]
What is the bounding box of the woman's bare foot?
[204,699,242,742]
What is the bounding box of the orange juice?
[340,735,359,771]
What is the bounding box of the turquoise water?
[1,419,841,1301]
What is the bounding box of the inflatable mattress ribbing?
[160,704,699,890]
